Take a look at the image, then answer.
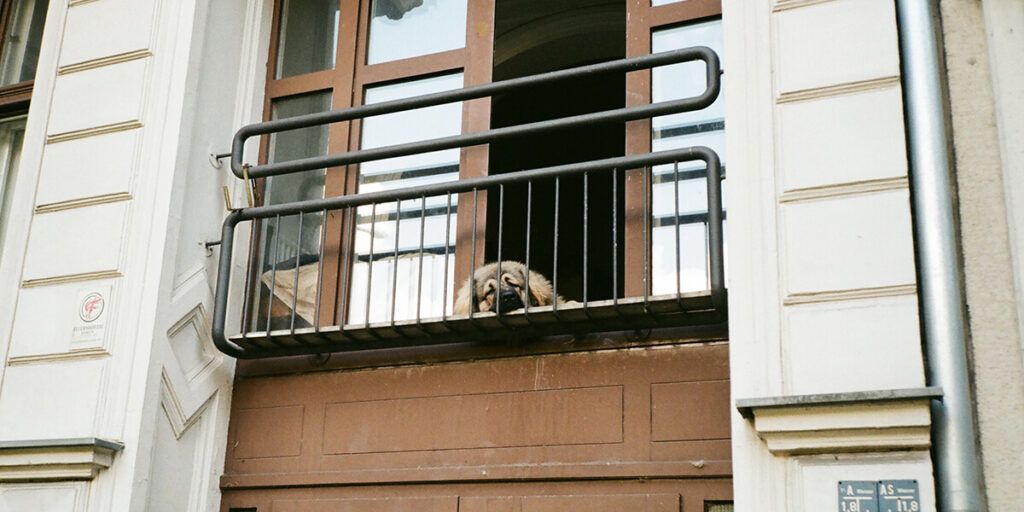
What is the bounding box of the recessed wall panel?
[22,201,127,281]
[48,59,147,136]
[36,129,139,206]
[778,86,907,191]
[783,295,925,395]
[775,0,900,93]
[781,189,916,295]
[59,0,155,67]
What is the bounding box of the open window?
[211,0,725,358]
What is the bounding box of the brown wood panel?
[222,479,733,512]
[233,406,305,459]
[323,386,623,454]
[651,379,731,442]
[520,494,679,512]
[272,497,457,512]
[224,342,729,483]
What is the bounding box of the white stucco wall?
[0,0,266,509]
[725,0,934,509]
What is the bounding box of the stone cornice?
[0,438,123,481]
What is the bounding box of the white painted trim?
[723,1,789,511]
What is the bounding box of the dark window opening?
[487,0,627,302]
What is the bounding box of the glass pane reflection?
[650,19,725,295]
[253,92,331,331]
[275,0,339,78]
[0,0,49,86]
[348,73,463,323]
[367,0,467,64]
[0,116,26,253]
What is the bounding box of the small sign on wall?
[71,285,109,346]
[839,481,919,512]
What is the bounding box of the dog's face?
[454,261,555,314]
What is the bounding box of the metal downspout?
[895,1,985,511]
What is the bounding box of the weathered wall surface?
[940,0,1024,509]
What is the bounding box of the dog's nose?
[498,289,522,312]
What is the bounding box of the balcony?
[211,46,724,359]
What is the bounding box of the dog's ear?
[526,269,553,306]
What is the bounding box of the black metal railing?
[212,46,724,359]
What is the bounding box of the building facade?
[0,0,1020,511]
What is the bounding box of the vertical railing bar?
[415,195,426,326]
[441,192,452,325]
[552,176,561,318]
[524,181,532,322]
[265,214,282,334]
[241,221,258,338]
[706,152,725,311]
[674,160,683,309]
[612,168,621,316]
[643,166,649,308]
[364,203,377,327]
[314,209,326,334]
[469,188,478,320]
[390,199,401,327]
[496,184,505,319]
[338,208,354,328]
[290,212,304,333]
[583,171,591,318]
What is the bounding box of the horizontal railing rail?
[229,46,720,179]
[212,47,724,359]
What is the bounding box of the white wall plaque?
[71,285,110,346]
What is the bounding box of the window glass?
[0,0,49,86]
[348,72,462,323]
[0,116,26,253]
[367,0,467,64]
[650,19,724,295]
[252,91,331,330]
[275,0,339,79]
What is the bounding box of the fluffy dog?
[454,261,567,314]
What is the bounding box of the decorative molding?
[57,50,152,75]
[21,270,122,288]
[35,192,132,214]
[784,283,917,306]
[46,121,142,144]
[0,438,123,481]
[773,0,836,13]
[737,387,942,455]
[6,347,111,366]
[68,0,103,6]
[160,369,213,440]
[777,76,901,104]
[736,387,943,419]
[779,176,909,204]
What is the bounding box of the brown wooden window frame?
[0,0,47,114]
[252,0,722,333]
